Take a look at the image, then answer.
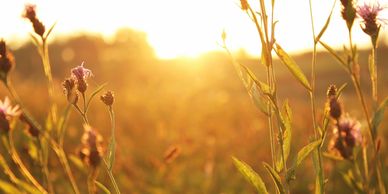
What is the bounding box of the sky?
[1,0,387,59]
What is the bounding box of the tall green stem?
[308,1,325,193]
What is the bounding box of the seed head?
[80,125,104,168]
[101,91,114,106]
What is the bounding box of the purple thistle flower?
[357,1,387,46]
[71,62,93,81]
[329,116,362,159]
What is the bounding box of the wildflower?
[0,97,21,133]
[357,2,387,46]
[79,125,104,168]
[62,78,78,104]
[340,0,357,29]
[240,0,249,11]
[22,4,45,37]
[0,40,15,82]
[100,91,114,106]
[71,63,93,94]
[329,116,362,159]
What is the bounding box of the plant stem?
[87,168,98,194]
[37,137,54,194]
[308,1,325,193]
[7,131,48,194]
[104,160,121,194]
[55,148,81,194]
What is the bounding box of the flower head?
[0,40,15,81]
[340,0,357,29]
[357,2,387,46]
[80,125,104,168]
[22,4,45,37]
[0,97,21,133]
[329,116,362,159]
[240,0,249,11]
[71,62,93,93]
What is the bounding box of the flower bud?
[329,98,342,119]
[100,91,114,106]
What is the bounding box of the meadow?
[1,1,388,194]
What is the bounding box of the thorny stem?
[7,131,48,194]
[308,0,325,193]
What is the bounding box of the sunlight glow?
[1,0,388,59]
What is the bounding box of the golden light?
[1,0,387,59]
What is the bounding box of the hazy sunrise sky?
[1,0,387,58]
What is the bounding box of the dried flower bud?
[22,4,46,37]
[62,78,78,104]
[32,20,45,37]
[22,4,37,21]
[327,84,337,98]
[80,125,104,168]
[240,0,248,11]
[0,40,15,81]
[101,91,114,106]
[340,0,356,29]
[329,98,342,119]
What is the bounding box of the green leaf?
[274,44,311,91]
[85,82,108,113]
[232,157,268,194]
[44,21,57,39]
[341,171,365,194]
[106,138,116,171]
[276,100,292,171]
[263,162,285,194]
[95,181,111,194]
[315,0,336,43]
[319,41,348,72]
[371,97,388,139]
[0,180,22,194]
[292,140,321,169]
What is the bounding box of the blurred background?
[1,0,388,193]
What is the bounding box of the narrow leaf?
[69,155,87,174]
[85,82,108,112]
[276,100,292,171]
[274,44,311,91]
[232,157,268,194]
[371,97,388,139]
[95,181,111,194]
[315,0,337,43]
[106,138,116,171]
[292,140,321,169]
[319,41,348,71]
[0,180,22,194]
[44,21,57,39]
[263,162,285,194]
